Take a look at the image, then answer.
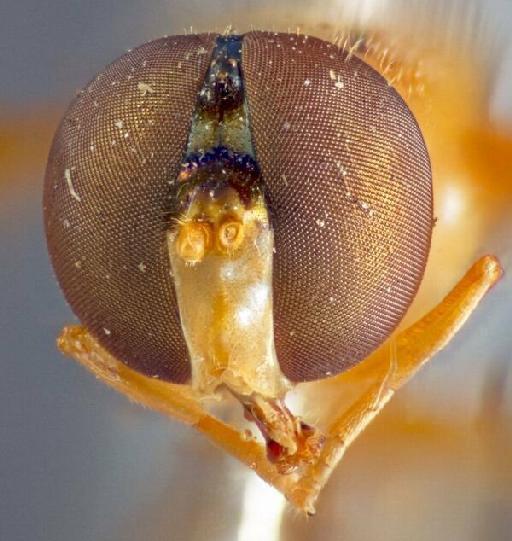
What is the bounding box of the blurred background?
[1,1,511,540]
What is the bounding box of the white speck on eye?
[329,69,344,89]
[360,201,370,211]
[329,296,335,303]
[282,121,291,131]
[138,82,155,96]
[316,218,325,228]
[103,328,111,336]
[89,144,95,152]
[138,262,147,273]
[115,120,124,129]
[111,140,117,146]
[304,79,311,87]
[63,219,70,228]
[74,260,82,269]
[335,161,347,177]
[64,168,81,202]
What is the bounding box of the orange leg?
[58,255,502,514]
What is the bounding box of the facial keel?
[168,185,284,398]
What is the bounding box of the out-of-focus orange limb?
[289,255,502,512]
[58,255,502,514]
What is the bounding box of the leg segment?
[287,255,502,512]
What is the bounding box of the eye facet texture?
[44,31,432,384]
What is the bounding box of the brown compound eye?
[44,31,432,385]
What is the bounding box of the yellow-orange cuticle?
[216,217,245,254]
[175,221,213,263]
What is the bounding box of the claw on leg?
[57,255,502,514]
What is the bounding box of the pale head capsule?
[44,32,432,471]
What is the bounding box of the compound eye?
[44,34,217,383]
[242,32,432,382]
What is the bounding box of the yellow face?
[168,180,288,402]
